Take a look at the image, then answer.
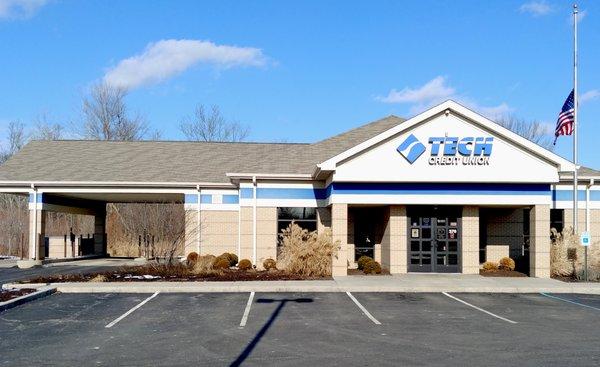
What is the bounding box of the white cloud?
[376,76,513,120]
[377,76,455,104]
[519,1,553,17]
[0,0,48,20]
[470,102,514,120]
[103,39,268,90]
[580,89,600,104]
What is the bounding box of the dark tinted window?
[550,209,564,233]
[277,207,318,245]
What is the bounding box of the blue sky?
[1,0,599,168]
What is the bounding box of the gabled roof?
[0,103,596,187]
[0,115,405,185]
[317,100,574,173]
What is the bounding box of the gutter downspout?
[252,176,257,265]
[31,184,37,260]
[586,179,594,232]
[196,184,201,254]
[237,187,241,259]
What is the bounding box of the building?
[1,100,598,276]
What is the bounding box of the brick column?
[331,203,348,276]
[28,208,46,260]
[530,204,550,278]
[461,206,480,274]
[389,205,407,274]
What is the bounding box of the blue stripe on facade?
[191,185,599,203]
[222,195,240,204]
[184,194,214,204]
[238,183,551,200]
[240,187,326,200]
[184,194,197,204]
[240,188,253,199]
[329,183,551,196]
[553,190,600,201]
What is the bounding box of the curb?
[42,254,103,265]
[0,286,56,312]
[3,281,600,294]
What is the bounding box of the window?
[550,209,564,234]
[277,207,317,240]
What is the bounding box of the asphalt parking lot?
[0,258,136,286]
[1,292,599,366]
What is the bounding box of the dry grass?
[89,274,107,282]
[278,223,339,277]
[551,227,600,281]
[482,261,498,272]
[191,255,220,275]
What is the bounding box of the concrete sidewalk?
[5,274,600,294]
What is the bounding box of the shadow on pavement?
[230,297,313,367]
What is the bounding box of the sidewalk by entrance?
[6,274,600,294]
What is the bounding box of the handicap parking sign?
[580,232,591,247]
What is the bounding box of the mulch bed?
[19,265,330,283]
[0,288,36,302]
[479,269,528,277]
[347,268,391,276]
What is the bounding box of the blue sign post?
[580,232,591,281]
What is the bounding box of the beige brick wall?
[48,236,67,258]
[239,207,278,267]
[331,203,348,276]
[563,209,600,242]
[199,210,239,256]
[530,205,550,278]
[462,206,479,274]
[389,206,407,274]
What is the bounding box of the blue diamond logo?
[397,134,426,164]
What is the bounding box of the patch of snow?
[123,274,161,280]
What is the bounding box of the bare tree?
[107,202,186,261]
[180,104,249,142]
[81,82,149,141]
[0,121,26,163]
[0,194,28,257]
[496,115,554,151]
[31,113,64,140]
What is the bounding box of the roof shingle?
[0,115,405,183]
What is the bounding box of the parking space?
[1,292,599,366]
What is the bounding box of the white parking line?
[105,291,159,329]
[239,291,255,329]
[442,292,517,324]
[346,292,381,325]
[540,293,600,311]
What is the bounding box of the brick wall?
[462,206,480,274]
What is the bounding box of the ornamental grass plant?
[278,223,340,277]
[551,227,600,280]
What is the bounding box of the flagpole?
[573,4,586,281]
[573,4,578,235]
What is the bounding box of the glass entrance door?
[408,206,461,273]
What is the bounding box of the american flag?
[554,89,575,144]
